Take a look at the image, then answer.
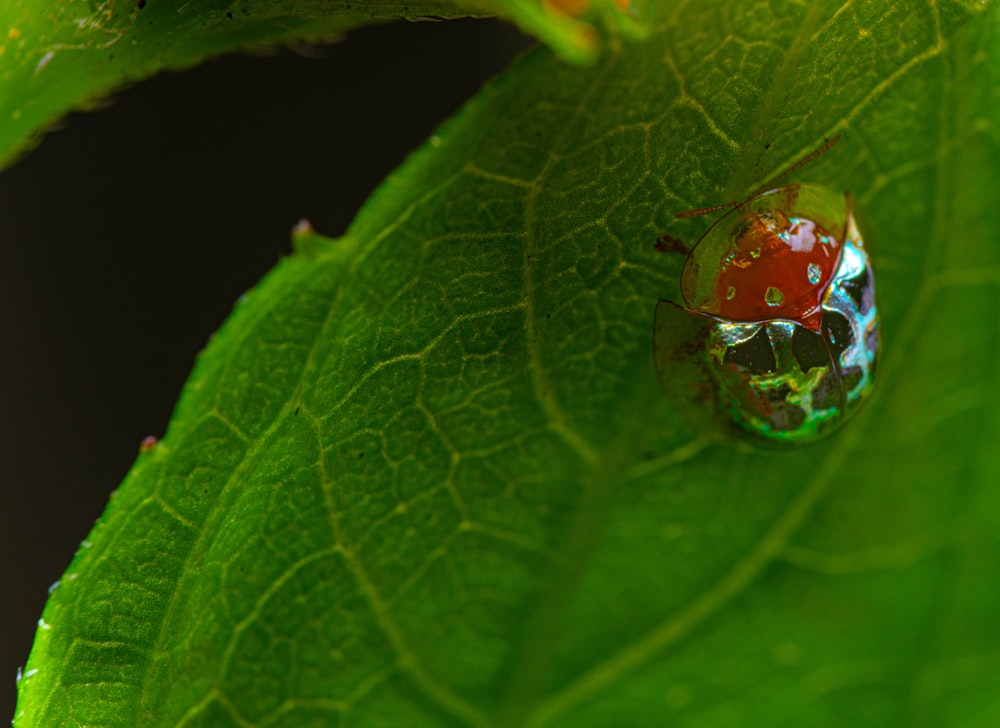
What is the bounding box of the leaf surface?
[16,1,1000,727]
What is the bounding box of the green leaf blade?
[17,0,1000,726]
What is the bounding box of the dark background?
[0,18,531,721]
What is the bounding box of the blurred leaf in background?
[0,0,635,165]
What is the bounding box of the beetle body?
[654,184,879,445]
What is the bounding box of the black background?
[0,17,531,720]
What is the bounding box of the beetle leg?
[654,232,688,255]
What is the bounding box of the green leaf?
[17,1,1000,727]
[0,0,634,167]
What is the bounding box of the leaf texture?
[15,1,1000,726]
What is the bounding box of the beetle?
[653,138,879,445]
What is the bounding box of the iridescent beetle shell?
[653,183,879,445]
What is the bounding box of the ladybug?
[653,138,879,445]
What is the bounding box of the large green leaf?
[16,0,1000,726]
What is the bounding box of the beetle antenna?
[749,134,842,197]
[675,199,742,219]
[674,134,842,220]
